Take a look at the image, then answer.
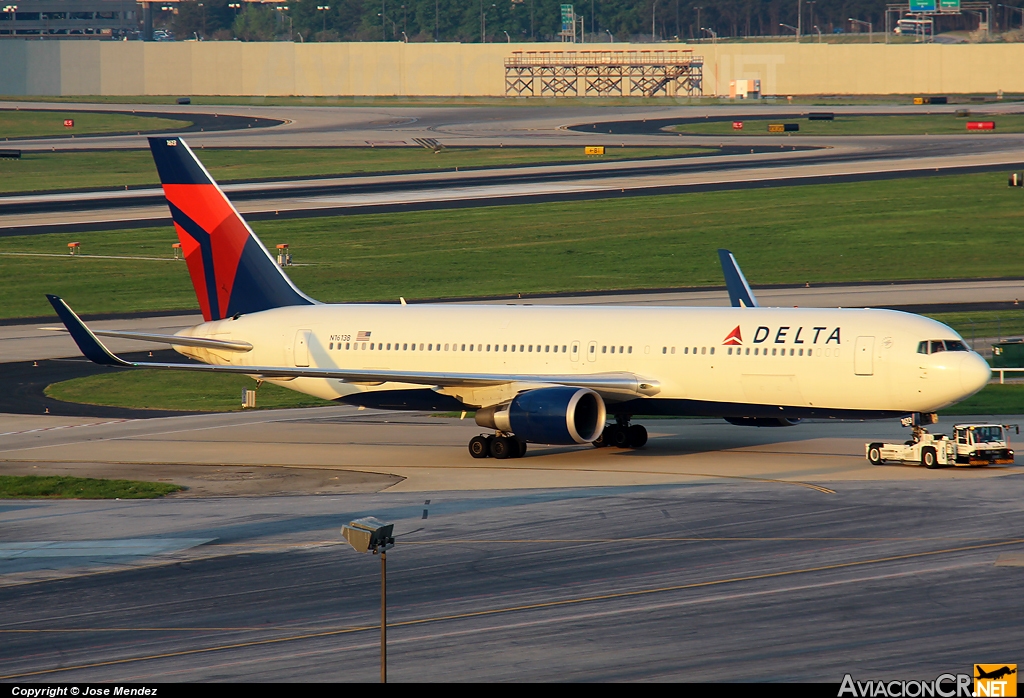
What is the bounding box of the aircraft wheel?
[491,436,513,460]
[868,444,884,466]
[610,425,631,448]
[512,437,527,458]
[627,424,648,448]
[922,447,940,469]
[469,435,491,459]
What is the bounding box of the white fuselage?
[174,304,991,416]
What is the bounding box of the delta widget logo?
[722,326,742,346]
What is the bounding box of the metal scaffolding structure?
[504,50,704,98]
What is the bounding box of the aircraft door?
[854,336,874,375]
[293,329,311,367]
[571,341,580,362]
[587,341,597,362]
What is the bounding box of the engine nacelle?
[724,417,801,427]
[475,387,606,444]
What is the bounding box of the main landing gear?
[468,434,527,460]
[594,416,648,450]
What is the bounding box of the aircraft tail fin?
[148,137,315,321]
[718,249,759,308]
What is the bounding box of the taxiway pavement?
[1,469,1022,681]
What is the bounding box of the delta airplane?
[47,137,992,459]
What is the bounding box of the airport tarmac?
[1,464,1022,681]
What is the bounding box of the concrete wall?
[2,40,1023,97]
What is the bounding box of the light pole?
[316,4,329,34]
[848,17,872,43]
[652,0,657,40]
[504,29,510,42]
[695,5,701,40]
[701,27,717,96]
[813,24,821,42]
[807,0,815,36]
[780,21,798,40]
[341,517,395,684]
[605,28,613,42]
[797,0,801,40]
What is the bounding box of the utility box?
[1010,173,1024,187]
[729,79,761,99]
[241,389,256,408]
[276,243,292,267]
[992,340,1024,368]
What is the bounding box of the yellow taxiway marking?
[3,536,1022,680]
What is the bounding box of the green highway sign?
[939,0,960,10]
[909,0,937,11]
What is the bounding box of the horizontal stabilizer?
[717,249,759,308]
[39,326,252,352]
[46,295,660,398]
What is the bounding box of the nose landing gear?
[594,416,648,449]
[468,434,527,459]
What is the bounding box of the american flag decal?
[356,331,372,341]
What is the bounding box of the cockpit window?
[919,340,970,354]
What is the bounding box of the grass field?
[0,146,714,194]
[3,172,1022,320]
[0,475,182,499]
[926,310,1024,345]
[0,110,191,139]
[673,113,1024,136]
[45,369,333,412]
[939,384,1024,415]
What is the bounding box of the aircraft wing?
[38,326,253,352]
[717,248,759,308]
[47,295,660,398]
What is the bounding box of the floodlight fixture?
[341,516,395,682]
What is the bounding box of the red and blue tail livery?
[148,137,314,321]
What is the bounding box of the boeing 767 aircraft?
[47,137,991,459]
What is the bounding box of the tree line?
[166,0,1024,43]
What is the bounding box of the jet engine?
[475,386,606,444]
[724,417,801,427]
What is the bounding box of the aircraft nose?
[960,352,991,395]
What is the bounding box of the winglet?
[717,249,759,308]
[45,295,132,367]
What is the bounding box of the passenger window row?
[327,341,571,353]
[662,346,714,355]
[727,347,815,356]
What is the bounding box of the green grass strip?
[45,370,333,412]
[939,384,1024,416]
[0,475,182,499]
[0,110,191,139]
[0,146,712,194]
[3,172,1022,320]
